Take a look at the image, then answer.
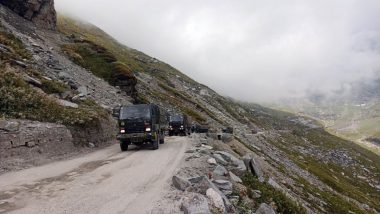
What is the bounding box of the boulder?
[213,154,228,166]
[216,151,246,172]
[172,175,191,191]
[181,193,211,214]
[189,176,234,212]
[229,171,242,183]
[255,203,276,214]
[206,188,226,213]
[213,165,228,176]
[243,154,264,183]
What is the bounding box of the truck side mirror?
[112,107,121,118]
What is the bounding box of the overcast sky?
[56,0,380,102]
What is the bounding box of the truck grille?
[125,122,145,134]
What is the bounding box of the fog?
[56,0,380,102]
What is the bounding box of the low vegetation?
[242,173,307,214]
[0,68,107,127]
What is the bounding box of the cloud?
[55,0,380,102]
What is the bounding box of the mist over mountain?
[56,0,380,102]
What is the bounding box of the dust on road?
[0,136,190,214]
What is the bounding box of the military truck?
[168,114,188,136]
[116,104,167,151]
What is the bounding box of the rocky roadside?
[153,134,278,214]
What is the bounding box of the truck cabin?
[117,104,164,151]
[169,114,188,136]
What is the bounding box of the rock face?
[0,0,57,29]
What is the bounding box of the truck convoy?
[168,114,189,136]
[116,104,168,151]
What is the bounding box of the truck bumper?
[117,132,155,144]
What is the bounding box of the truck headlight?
[145,127,151,132]
[120,129,125,133]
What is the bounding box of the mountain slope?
[1,5,379,213]
[56,15,380,213]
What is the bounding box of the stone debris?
[207,158,217,165]
[172,175,191,191]
[229,171,242,183]
[213,165,228,176]
[255,203,276,214]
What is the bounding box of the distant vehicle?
[191,123,209,134]
[116,104,167,151]
[169,114,188,136]
[222,127,234,134]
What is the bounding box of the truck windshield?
[170,115,183,122]
[120,105,150,120]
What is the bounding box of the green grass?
[242,173,307,214]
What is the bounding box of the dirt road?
[0,136,190,214]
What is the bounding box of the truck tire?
[152,133,159,150]
[120,141,128,151]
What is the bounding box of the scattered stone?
[229,171,242,183]
[57,99,79,108]
[216,151,246,171]
[11,60,27,68]
[252,190,261,199]
[213,180,233,191]
[77,85,89,96]
[201,145,213,150]
[255,203,276,214]
[0,120,20,132]
[206,188,226,213]
[207,158,217,165]
[268,178,284,193]
[23,74,42,86]
[185,149,196,153]
[172,175,191,191]
[213,165,228,176]
[181,193,211,214]
[26,141,36,148]
[213,154,228,166]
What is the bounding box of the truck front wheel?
[120,141,129,151]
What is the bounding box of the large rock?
[213,180,233,191]
[0,120,20,132]
[243,154,264,183]
[255,203,276,214]
[206,188,226,213]
[213,165,228,176]
[189,176,234,212]
[213,153,228,166]
[229,171,242,183]
[181,193,211,214]
[0,0,57,30]
[216,151,247,172]
[172,175,191,191]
